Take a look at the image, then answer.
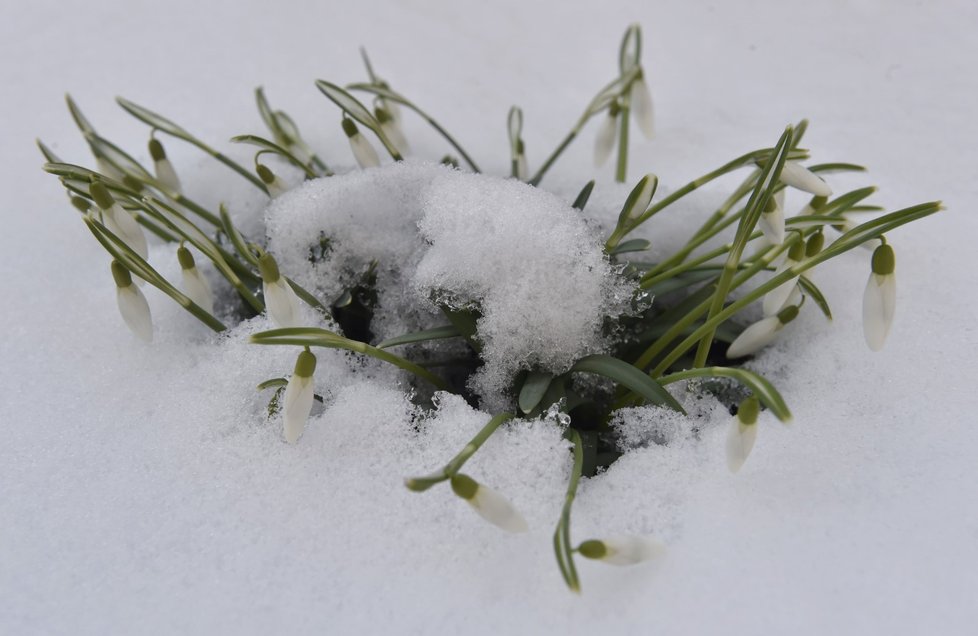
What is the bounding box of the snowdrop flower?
[762,239,805,315]
[757,193,786,246]
[726,396,760,472]
[342,118,380,169]
[726,304,799,359]
[111,260,152,342]
[375,105,409,156]
[90,181,148,261]
[577,535,664,566]
[148,137,181,195]
[177,245,214,315]
[256,163,288,198]
[594,102,619,167]
[779,161,832,197]
[450,473,528,533]
[375,79,403,124]
[630,69,655,140]
[259,252,302,328]
[283,349,316,444]
[863,243,896,351]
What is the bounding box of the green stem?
[554,428,584,592]
[614,96,631,183]
[404,412,515,491]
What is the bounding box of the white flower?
[779,161,832,197]
[762,239,805,315]
[863,243,896,351]
[177,245,214,315]
[342,118,380,169]
[757,193,785,246]
[259,252,302,328]
[577,535,664,566]
[256,164,288,198]
[111,260,152,342]
[283,349,316,444]
[593,106,618,167]
[91,181,148,261]
[726,396,760,472]
[375,106,410,156]
[148,138,181,194]
[726,304,799,359]
[631,70,655,140]
[450,473,528,533]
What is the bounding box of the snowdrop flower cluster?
[40,23,939,592]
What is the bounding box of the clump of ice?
[263,161,631,407]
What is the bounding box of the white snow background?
[2,0,977,634]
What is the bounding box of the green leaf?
[518,371,553,414]
[659,366,792,423]
[798,275,832,320]
[571,180,595,211]
[219,204,260,267]
[610,238,651,255]
[571,354,684,413]
[257,377,287,390]
[36,139,63,163]
[375,325,461,349]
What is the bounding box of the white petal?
[104,204,149,261]
[780,161,832,197]
[383,98,403,125]
[762,260,799,316]
[282,374,314,444]
[116,285,152,342]
[469,484,528,533]
[601,535,665,566]
[726,417,757,472]
[264,278,302,328]
[381,120,410,156]
[726,316,782,359]
[631,77,655,139]
[350,133,380,169]
[154,157,182,194]
[516,154,529,181]
[181,267,214,315]
[594,112,617,167]
[863,273,896,351]
[758,204,785,246]
[266,176,289,198]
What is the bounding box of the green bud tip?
[110,260,132,288]
[70,196,91,213]
[374,106,392,123]
[872,243,895,275]
[516,138,525,154]
[148,138,166,161]
[341,118,359,138]
[788,239,806,262]
[577,540,608,560]
[805,231,824,257]
[763,196,779,213]
[777,304,799,325]
[809,195,828,211]
[450,473,478,500]
[258,252,281,283]
[608,100,621,117]
[737,396,760,425]
[89,181,114,210]
[294,350,317,377]
[256,164,275,185]
[122,175,144,192]
[177,245,196,270]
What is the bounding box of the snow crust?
[2,1,977,635]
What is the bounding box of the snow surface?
[3,0,978,634]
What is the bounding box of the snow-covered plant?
[39,24,939,592]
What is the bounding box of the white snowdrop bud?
[450,473,528,533]
[342,118,380,169]
[111,260,152,342]
[177,245,214,315]
[283,349,317,444]
[726,396,760,472]
[148,138,181,194]
[630,69,655,140]
[375,106,410,156]
[375,80,403,124]
[594,102,619,167]
[763,240,805,316]
[256,163,288,198]
[726,304,799,359]
[259,252,302,328]
[779,161,832,197]
[90,181,148,261]
[757,194,786,246]
[618,173,658,226]
[577,535,665,566]
[863,243,896,351]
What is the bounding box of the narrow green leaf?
[572,180,595,211]
[659,366,792,423]
[376,325,461,349]
[610,238,651,255]
[571,354,684,413]
[798,275,832,320]
[315,80,402,160]
[519,371,554,414]
[219,204,260,267]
